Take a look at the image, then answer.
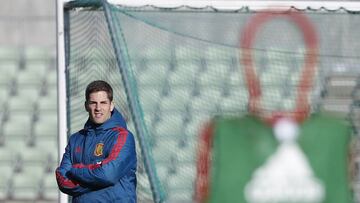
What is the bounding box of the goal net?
[62,0,360,202]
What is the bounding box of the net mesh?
[64,2,360,202]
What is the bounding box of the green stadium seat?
[159,87,191,112]
[0,88,9,106]
[10,165,43,200]
[189,89,222,113]
[24,46,52,61]
[325,75,357,98]
[36,138,57,155]
[139,88,161,113]
[7,95,37,113]
[153,114,184,139]
[168,61,199,86]
[45,68,57,87]
[25,60,49,76]
[0,60,18,76]
[321,98,353,118]
[16,69,45,87]
[40,173,58,200]
[167,164,195,189]
[219,89,249,114]
[20,146,52,166]
[4,137,28,154]
[152,140,178,163]
[227,68,246,87]
[138,60,168,86]
[0,164,12,200]
[154,162,171,183]
[33,112,57,138]
[206,60,232,76]
[166,189,193,203]
[3,113,32,138]
[0,46,21,61]
[176,141,197,163]
[36,95,57,113]
[175,45,201,61]
[198,68,226,87]
[184,113,210,137]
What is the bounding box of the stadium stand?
[0,46,57,203]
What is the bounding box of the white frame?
[56,0,68,203]
[107,0,360,10]
[56,1,360,203]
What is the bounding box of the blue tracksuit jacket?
[56,108,137,202]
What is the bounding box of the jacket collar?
[83,108,127,131]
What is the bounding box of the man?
[56,80,137,202]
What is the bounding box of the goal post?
[57,0,360,202]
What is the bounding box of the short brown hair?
[85,80,113,101]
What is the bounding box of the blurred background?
[0,1,360,203]
[0,1,57,203]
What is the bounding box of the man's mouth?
[95,113,103,118]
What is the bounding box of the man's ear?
[84,101,89,112]
[111,101,115,112]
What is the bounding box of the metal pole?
[101,1,164,202]
[56,0,69,203]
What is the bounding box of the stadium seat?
[176,141,197,163]
[325,75,358,98]
[155,162,171,181]
[138,88,161,113]
[33,112,57,138]
[168,61,199,86]
[153,114,184,139]
[45,68,57,87]
[0,46,20,61]
[138,60,169,86]
[206,59,232,77]
[175,45,200,61]
[16,69,45,87]
[0,164,13,200]
[24,46,52,61]
[167,164,195,189]
[3,113,32,138]
[321,98,353,118]
[198,67,226,87]
[166,189,193,203]
[9,165,43,200]
[6,95,37,114]
[4,137,28,154]
[261,86,283,110]
[159,87,191,113]
[189,88,222,113]
[40,173,58,200]
[184,113,211,140]
[0,88,9,107]
[152,139,179,163]
[20,146,52,166]
[25,59,49,75]
[36,95,57,113]
[0,59,18,79]
[219,88,249,114]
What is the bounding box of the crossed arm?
[55,128,136,197]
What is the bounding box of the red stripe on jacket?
[56,168,79,188]
[72,127,128,169]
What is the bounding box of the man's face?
[85,91,114,125]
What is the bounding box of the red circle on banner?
[240,9,318,125]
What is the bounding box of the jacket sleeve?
[68,127,137,188]
[56,142,93,196]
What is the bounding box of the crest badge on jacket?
[94,143,104,156]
